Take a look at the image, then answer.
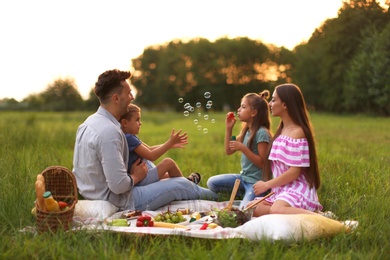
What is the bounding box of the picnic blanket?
[71,200,358,242]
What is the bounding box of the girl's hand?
[169,129,188,148]
[225,112,236,129]
[253,181,269,196]
[228,140,244,151]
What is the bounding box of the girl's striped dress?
[265,135,323,211]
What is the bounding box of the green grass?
[0,111,389,259]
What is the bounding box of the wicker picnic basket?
[36,166,78,233]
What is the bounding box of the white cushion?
[74,200,118,220]
[238,214,350,242]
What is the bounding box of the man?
[73,69,217,211]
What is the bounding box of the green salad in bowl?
[213,202,254,228]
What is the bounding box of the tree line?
[2,0,389,115]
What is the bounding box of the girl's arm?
[253,167,301,195]
[148,142,185,150]
[225,112,236,155]
[239,141,268,169]
[146,144,160,151]
[134,129,188,161]
[225,129,235,155]
[266,166,301,188]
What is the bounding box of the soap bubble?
[180,93,215,135]
[206,100,213,109]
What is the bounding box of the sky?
[0,0,386,101]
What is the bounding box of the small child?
[207,91,272,208]
[119,104,201,186]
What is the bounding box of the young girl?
[250,83,323,217]
[207,91,272,208]
[120,104,201,186]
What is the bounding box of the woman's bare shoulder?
[290,126,305,139]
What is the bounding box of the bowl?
[214,201,254,228]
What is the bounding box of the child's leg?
[156,158,183,179]
[206,174,242,193]
[252,200,272,217]
[136,167,159,186]
[269,200,318,215]
[240,181,257,209]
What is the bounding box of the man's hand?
[130,158,147,185]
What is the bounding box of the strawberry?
[199,223,209,230]
[228,112,235,120]
[58,201,68,210]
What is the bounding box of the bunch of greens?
[215,208,251,228]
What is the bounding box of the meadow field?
[0,111,389,259]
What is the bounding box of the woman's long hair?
[264,84,320,189]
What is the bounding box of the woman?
[250,83,323,217]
